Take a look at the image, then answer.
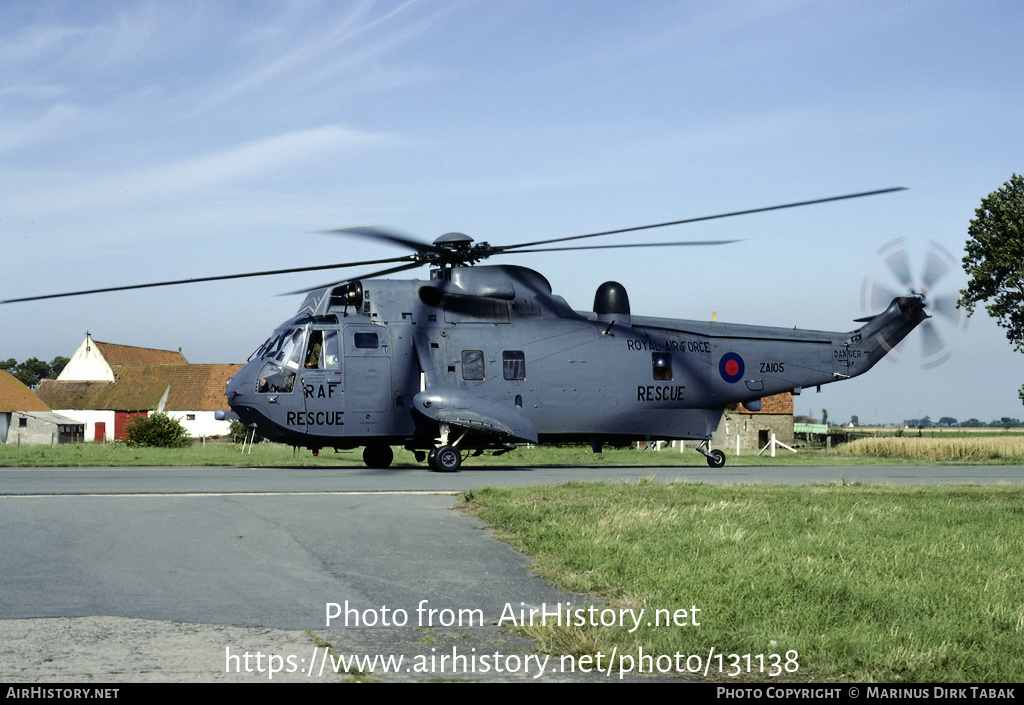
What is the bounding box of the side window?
[305,330,341,370]
[322,330,340,369]
[502,351,526,381]
[305,330,323,368]
[652,353,672,380]
[354,332,378,349]
[462,350,485,380]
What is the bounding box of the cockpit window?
[305,329,340,370]
[305,330,323,368]
[254,328,304,366]
[256,362,295,394]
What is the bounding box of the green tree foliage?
[124,412,191,448]
[0,356,69,387]
[959,174,1024,404]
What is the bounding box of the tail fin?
[844,296,928,377]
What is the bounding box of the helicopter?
[2,188,927,471]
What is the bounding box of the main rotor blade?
[0,255,417,305]
[318,225,446,254]
[281,260,426,296]
[509,239,741,254]
[495,187,907,253]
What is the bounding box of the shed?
[0,370,85,445]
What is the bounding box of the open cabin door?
[299,328,344,435]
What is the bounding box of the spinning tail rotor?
[861,238,967,368]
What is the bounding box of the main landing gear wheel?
[706,449,726,468]
[362,444,393,468]
[428,445,462,472]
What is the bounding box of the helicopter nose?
[224,362,263,411]
[224,372,243,403]
[217,372,246,421]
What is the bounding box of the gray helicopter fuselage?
[223,264,923,453]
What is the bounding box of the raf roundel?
[719,352,745,383]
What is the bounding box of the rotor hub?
[433,232,474,250]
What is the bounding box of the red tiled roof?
[35,364,243,412]
[93,341,187,367]
[34,380,109,409]
[0,370,51,412]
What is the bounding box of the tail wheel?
[362,444,394,468]
[706,449,726,468]
[429,445,462,472]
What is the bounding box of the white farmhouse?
[35,334,242,441]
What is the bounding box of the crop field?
[843,435,1024,461]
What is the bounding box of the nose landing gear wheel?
[429,445,462,472]
[706,449,726,468]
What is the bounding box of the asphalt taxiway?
[1,463,1020,682]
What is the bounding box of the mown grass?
[460,482,1024,682]
[1,432,1023,467]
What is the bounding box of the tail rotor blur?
[861,239,967,368]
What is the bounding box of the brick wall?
[712,393,795,451]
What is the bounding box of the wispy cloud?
[208,0,450,107]
[5,123,397,216]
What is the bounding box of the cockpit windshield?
[251,327,304,365]
[249,317,343,395]
[249,315,340,362]
[252,328,304,395]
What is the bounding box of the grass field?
[1,431,1023,467]
[3,436,1022,682]
[460,482,1024,682]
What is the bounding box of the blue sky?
[2,0,1021,425]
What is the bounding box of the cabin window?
[502,351,526,380]
[652,353,672,380]
[462,350,485,380]
[354,332,378,349]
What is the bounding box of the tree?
[959,174,1024,405]
[124,412,191,448]
[0,356,69,387]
